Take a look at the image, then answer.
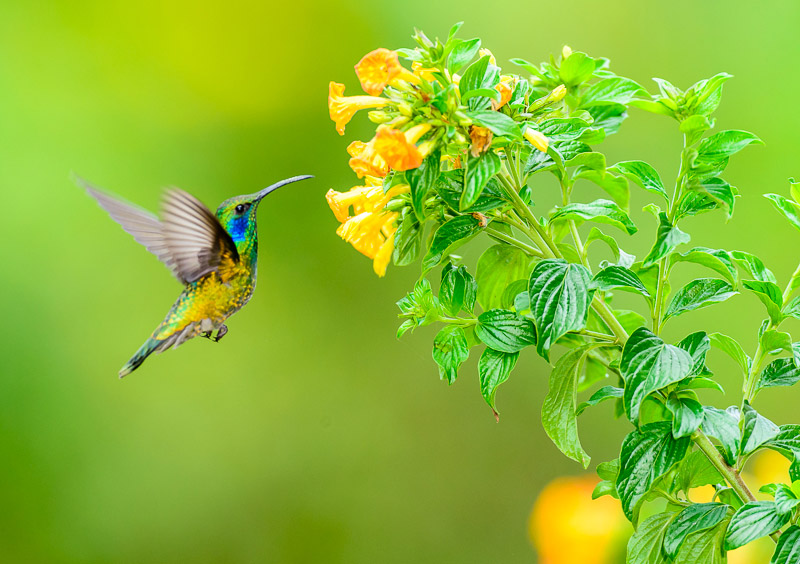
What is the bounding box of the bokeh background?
[2,1,800,562]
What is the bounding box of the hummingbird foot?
[212,324,228,343]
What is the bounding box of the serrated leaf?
[616,422,690,521]
[461,151,502,210]
[542,345,596,467]
[724,500,788,550]
[771,524,800,564]
[674,518,728,564]
[392,209,424,266]
[676,331,712,377]
[432,326,469,384]
[478,348,519,418]
[528,259,594,360]
[406,153,440,221]
[663,279,737,321]
[643,213,691,267]
[551,199,637,234]
[627,511,675,564]
[439,263,477,316]
[669,247,737,285]
[701,406,741,465]
[666,394,704,439]
[467,110,521,139]
[610,160,668,202]
[741,402,780,455]
[664,503,729,559]
[620,327,694,422]
[760,358,800,389]
[593,266,651,297]
[476,309,537,353]
[422,215,486,272]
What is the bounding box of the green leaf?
[760,358,800,389]
[743,280,784,324]
[581,76,647,107]
[764,425,800,463]
[572,169,630,210]
[626,511,675,564]
[676,451,725,493]
[396,279,444,334]
[761,329,792,355]
[730,250,777,283]
[676,331,712,377]
[559,51,595,86]
[476,244,531,310]
[669,247,737,285]
[616,421,690,521]
[610,160,668,202]
[432,326,469,385]
[593,266,650,297]
[666,394,704,439]
[765,193,800,233]
[435,171,508,213]
[709,332,752,375]
[663,503,729,559]
[620,327,693,422]
[697,129,763,160]
[741,402,780,455]
[565,151,605,170]
[724,501,789,550]
[439,263,477,316]
[663,279,737,321]
[478,348,519,418]
[576,385,623,416]
[551,199,637,235]
[476,309,537,353]
[773,484,800,515]
[694,177,736,218]
[771,524,800,563]
[542,345,596,468]
[467,110,521,139]
[585,226,621,261]
[701,406,741,465]
[643,213,691,267]
[422,215,485,272]
[406,153,440,221]
[392,209,424,267]
[446,37,481,73]
[459,55,498,111]
[461,151,501,210]
[528,259,594,360]
[673,518,729,564]
[783,295,800,320]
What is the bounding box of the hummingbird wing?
[80,180,184,281]
[160,189,240,283]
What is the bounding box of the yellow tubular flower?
[411,61,437,82]
[328,82,390,135]
[347,138,389,178]
[373,124,432,171]
[523,126,550,152]
[355,48,420,95]
[325,186,372,222]
[550,84,567,103]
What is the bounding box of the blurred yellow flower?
[355,48,419,96]
[373,123,432,171]
[530,475,628,564]
[469,125,493,157]
[328,81,390,135]
[411,61,437,82]
[551,84,567,103]
[347,138,389,179]
[478,48,497,66]
[523,126,550,152]
[492,80,513,111]
[326,183,409,277]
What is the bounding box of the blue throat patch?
[227,216,249,243]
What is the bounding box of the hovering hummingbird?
[79,175,313,377]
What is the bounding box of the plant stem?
[485,226,544,258]
[692,430,780,542]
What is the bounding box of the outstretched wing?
[80,177,238,284]
[160,188,239,283]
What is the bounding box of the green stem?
[485,227,544,258]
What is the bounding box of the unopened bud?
[523,127,550,153]
[368,111,392,124]
[562,45,573,59]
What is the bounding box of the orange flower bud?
[373,124,432,171]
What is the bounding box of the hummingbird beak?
[254,175,314,203]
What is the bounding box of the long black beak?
[254,175,314,202]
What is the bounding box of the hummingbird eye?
[234,203,251,215]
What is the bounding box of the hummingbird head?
[215,175,313,245]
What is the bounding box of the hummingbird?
[79,175,313,378]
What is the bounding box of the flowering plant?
[327,23,800,562]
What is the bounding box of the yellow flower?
[373,123,432,171]
[492,79,514,111]
[411,61,437,82]
[328,81,390,135]
[355,48,419,96]
[478,48,497,66]
[550,84,567,103]
[530,475,628,564]
[329,183,410,277]
[523,126,550,152]
[347,137,389,179]
[469,125,493,157]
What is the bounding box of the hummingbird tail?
[119,338,160,378]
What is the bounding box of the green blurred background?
[2,1,800,562]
